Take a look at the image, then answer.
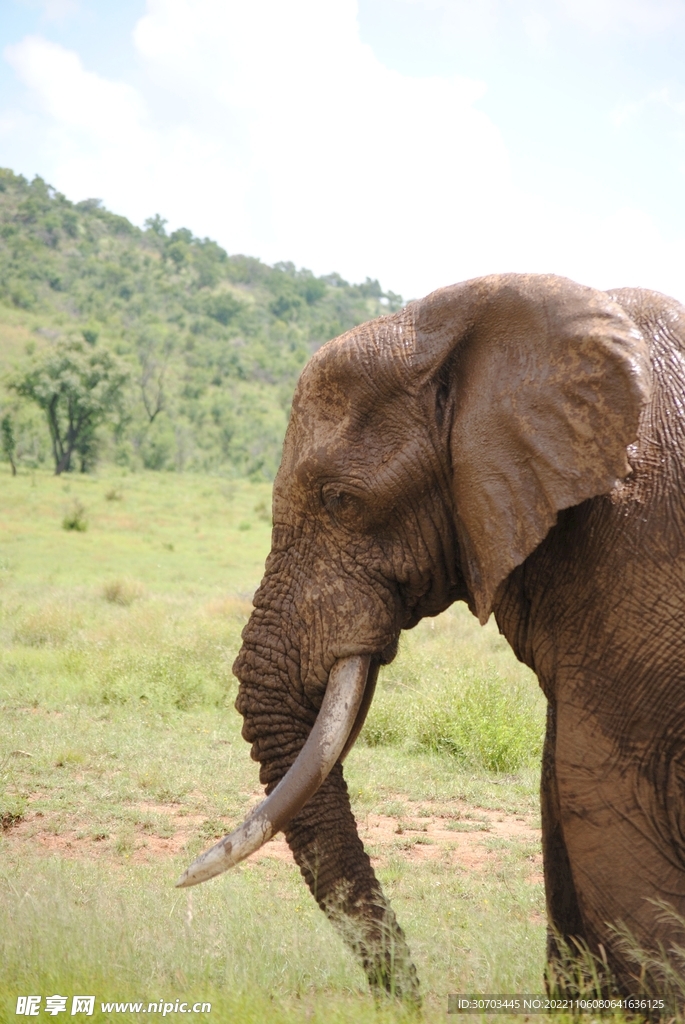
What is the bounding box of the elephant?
[178,272,685,1002]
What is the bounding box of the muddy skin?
[231,274,684,1001]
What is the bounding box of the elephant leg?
[541,700,588,991]
[556,696,685,996]
[284,764,420,1003]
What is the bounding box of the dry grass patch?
[202,595,253,619]
[12,602,82,647]
[102,578,145,606]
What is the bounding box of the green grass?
[362,607,543,773]
[0,468,551,1022]
[0,468,271,593]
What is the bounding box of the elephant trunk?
[182,581,420,1002]
[176,655,371,888]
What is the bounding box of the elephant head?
[178,273,652,998]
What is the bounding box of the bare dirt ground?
[2,793,542,880]
[257,800,542,881]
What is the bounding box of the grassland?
[0,468,549,1022]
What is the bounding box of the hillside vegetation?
[0,168,402,478]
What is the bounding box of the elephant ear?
[411,274,652,622]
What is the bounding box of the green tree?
[10,339,130,475]
[144,213,167,237]
[1,414,17,475]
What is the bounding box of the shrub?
[0,795,26,831]
[414,673,543,773]
[360,692,412,748]
[102,579,145,607]
[62,499,88,531]
[362,664,544,774]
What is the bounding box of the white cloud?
[2,0,685,303]
[401,0,501,41]
[132,0,517,294]
[556,0,685,34]
[5,36,144,139]
[522,11,552,47]
[402,0,685,37]
[17,0,80,22]
[612,86,685,127]
[38,0,80,21]
[3,35,162,221]
[3,3,513,295]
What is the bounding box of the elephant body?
[217,276,685,998]
[496,290,685,987]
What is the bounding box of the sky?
[1,0,685,302]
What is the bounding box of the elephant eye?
[322,486,349,512]
[321,485,364,527]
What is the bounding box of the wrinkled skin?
[233,274,685,999]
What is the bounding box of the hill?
[0,168,402,478]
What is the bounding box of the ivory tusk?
[339,659,378,762]
[175,654,371,888]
